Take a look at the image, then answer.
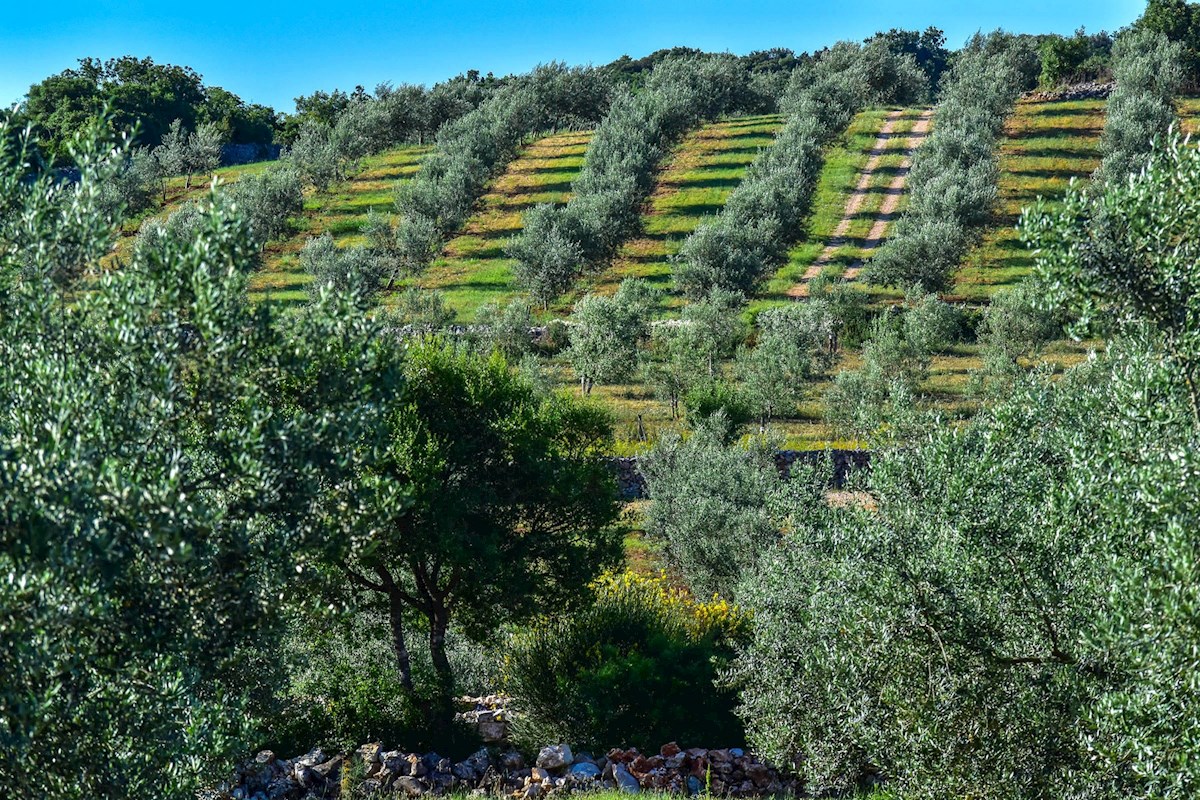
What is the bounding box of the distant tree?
[1038,28,1115,87]
[641,323,701,420]
[1136,0,1200,83]
[287,120,342,191]
[566,279,657,394]
[301,234,385,304]
[23,56,219,164]
[867,27,951,95]
[736,301,834,430]
[182,120,224,189]
[228,165,304,247]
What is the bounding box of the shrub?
[228,165,304,247]
[566,279,657,393]
[736,301,834,428]
[287,120,342,191]
[301,234,385,302]
[641,421,806,599]
[505,570,747,753]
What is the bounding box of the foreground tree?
[0,118,397,798]
[335,343,622,728]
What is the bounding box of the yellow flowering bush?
[504,570,748,753]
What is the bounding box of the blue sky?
[1,0,1146,113]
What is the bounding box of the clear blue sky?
[1,0,1146,113]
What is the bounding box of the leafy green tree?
[24,56,211,163]
[566,279,657,394]
[736,301,834,429]
[1136,0,1200,82]
[334,343,622,726]
[0,116,397,798]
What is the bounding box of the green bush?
[505,571,747,754]
[269,611,492,758]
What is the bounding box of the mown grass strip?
[954,98,1105,301]
[409,131,592,320]
[582,114,782,311]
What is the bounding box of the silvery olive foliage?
[0,116,403,799]
[867,32,1038,291]
[673,41,926,297]
[734,132,1200,800]
[565,278,657,394]
[511,55,751,302]
[394,64,614,278]
[825,289,959,441]
[1096,28,1183,184]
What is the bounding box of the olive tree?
[565,278,657,394]
[0,117,397,798]
[334,342,622,728]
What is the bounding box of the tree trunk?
[426,604,455,736]
[387,589,415,694]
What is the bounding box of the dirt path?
[788,108,933,296]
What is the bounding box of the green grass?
[954,98,1105,300]
[582,115,782,311]
[759,107,925,309]
[108,145,429,306]
[411,131,591,320]
[255,146,427,303]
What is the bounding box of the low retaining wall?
[608,449,871,500]
[1023,82,1113,102]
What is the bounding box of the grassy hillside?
[412,131,591,319]
[761,107,924,306]
[954,98,1105,300]
[254,147,427,302]
[414,116,784,321]
[585,114,782,308]
[109,145,428,304]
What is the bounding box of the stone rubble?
[1023,81,1113,102]
[220,740,801,799]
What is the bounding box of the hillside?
[955,97,1106,301]
[412,131,592,318]
[109,145,428,304]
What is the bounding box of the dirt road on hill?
[788,108,933,297]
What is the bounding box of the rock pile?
[219,741,799,799]
[455,695,511,744]
[1023,82,1113,102]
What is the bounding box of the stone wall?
[1023,82,1113,102]
[222,741,801,799]
[221,143,282,166]
[608,449,871,500]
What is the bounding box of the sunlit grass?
[954,98,1105,301]
[409,131,591,320]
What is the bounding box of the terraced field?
[109,145,428,304]
[585,115,781,308]
[955,98,1105,300]
[256,146,427,302]
[412,131,591,319]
